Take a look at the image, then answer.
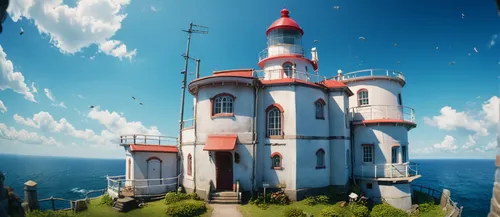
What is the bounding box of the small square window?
[366,183,373,189]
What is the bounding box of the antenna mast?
[179,22,208,148]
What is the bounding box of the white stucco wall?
[132,152,178,180]
[262,57,315,80]
[359,180,412,211]
[328,92,351,186]
[346,79,403,108]
[295,139,330,189]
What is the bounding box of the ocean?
[0,154,494,217]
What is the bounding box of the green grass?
[410,204,446,217]
[239,200,351,217]
[65,198,212,217]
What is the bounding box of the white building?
[180,8,420,211]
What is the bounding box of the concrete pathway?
[209,204,243,217]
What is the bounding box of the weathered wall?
[132,152,177,180]
[359,180,412,211]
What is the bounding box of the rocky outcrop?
[0,172,25,217]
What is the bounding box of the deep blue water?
[0,155,494,216]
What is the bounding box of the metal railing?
[38,189,106,211]
[182,118,195,129]
[254,69,326,83]
[119,134,178,146]
[258,45,305,61]
[350,105,415,123]
[357,162,418,179]
[106,175,179,198]
[411,184,463,217]
[330,69,405,82]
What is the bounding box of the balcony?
[350,105,415,123]
[119,134,178,146]
[258,45,305,62]
[356,163,420,181]
[332,69,405,82]
[254,69,325,83]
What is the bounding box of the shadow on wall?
[233,142,253,192]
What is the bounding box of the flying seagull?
[449,61,455,65]
[394,43,399,47]
[314,40,318,43]
[333,6,340,10]
[358,37,366,41]
[436,46,439,50]
[139,102,143,106]
[89,105,95,109]
[132,96,136,100]
[461,13,465,19]
[474,47,478,53]
[20,27,23,35]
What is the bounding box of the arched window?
[282,62,294,77]
[271,152,282,170]
[358,89,369,106]
[211,93,235,117]
[187,154,192,176]
[316,149,326,169]
[266,104,284,137]
[315,99,326,119]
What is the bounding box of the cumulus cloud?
[432,135,458,151]
[462,134,477,150]
[0,45,36,102]
[87,107,161,135]
[424,96,499,137]
[485,141,497,151]
[52,102,67,108]
[98,40,136,61]
[7,0,136,61]
[0,123,60,146]
[0,100,6,113]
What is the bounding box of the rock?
[340,201,347,207]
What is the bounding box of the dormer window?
[358,89,369,106]
[211,93,235,117]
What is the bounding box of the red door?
[215,152,233,190]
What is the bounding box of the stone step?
[211,196,239,200]
[112,207,124,212]
[211,191,238,197]
[114,203,124,209]
[210,199,240,204]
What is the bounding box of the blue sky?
[0,0,498,159]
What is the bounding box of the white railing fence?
[106,175,179,197]
[350,105,415,123]
[254,69,326,83]
[331,69,405,81]
[358,163,418,179]
[119,134,178,146]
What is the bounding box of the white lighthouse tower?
[258,8,319,81]
[337,69,420,211]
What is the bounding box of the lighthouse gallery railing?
[350,105,415,123]
[358,162,419,179]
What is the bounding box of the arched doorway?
[147,157,162,185]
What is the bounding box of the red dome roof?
[266,9,304,36]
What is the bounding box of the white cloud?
[485,141,497,151]
[462,134,477,150]
[424,106,488,136]
[87,107,161,135]
[0,123,60,146]
[0,100,6,113]
[482,96,499,126]
[490,34,498,48]
[13,111,113,145]
[433,135,458,151]
[7,0,136,61]
[31,82,38,93]
[52,102,67,108]
[44,88,55,102]
[410,147,435,154]
[98,40,136,61]
[0,45,36,102]
[77,94,86,100]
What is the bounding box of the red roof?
[266,9,304,36]
[212,69,254,78]
[130,144,178,153]
[320,80,347,88]
[203,134,237,151]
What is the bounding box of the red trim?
[315,98,326,106]
[258,55,317,71]
[130,144,178,153]
[315,148,326,169]
[203,134,238,151]
[265,104,285,138]
[189,80,254,95]
[357,89,369,106]
[210,93,236,118]
[266,9,304,36]
[270,152,283,170]
[187,154,192,176]
[352,119,417,128]
[340,76,406,87]
[147,156,163,162]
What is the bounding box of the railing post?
[405,165,408,177]
[386,70,389,76]
[118,180,121,198]
[159,137,161,145]
[370,69,373,76]
[22,180,40,212]
[390,165,393,178]
[145,136,147,144]
[51,196,55,211]
[374,165,377,178]
[133,135,136,144]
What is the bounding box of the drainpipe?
[193,92,198,192]
[251,79,260,198]
[350,109,357,186]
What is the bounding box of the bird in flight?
[314,40,318,43]
[132,96,136,100]
[89,105,94,109]
[139,102,143,106]
[449,61,455,65]
[359,37,366,41]
[333,6,340,10]
[20,27,24,35]
[394,43,399,47]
